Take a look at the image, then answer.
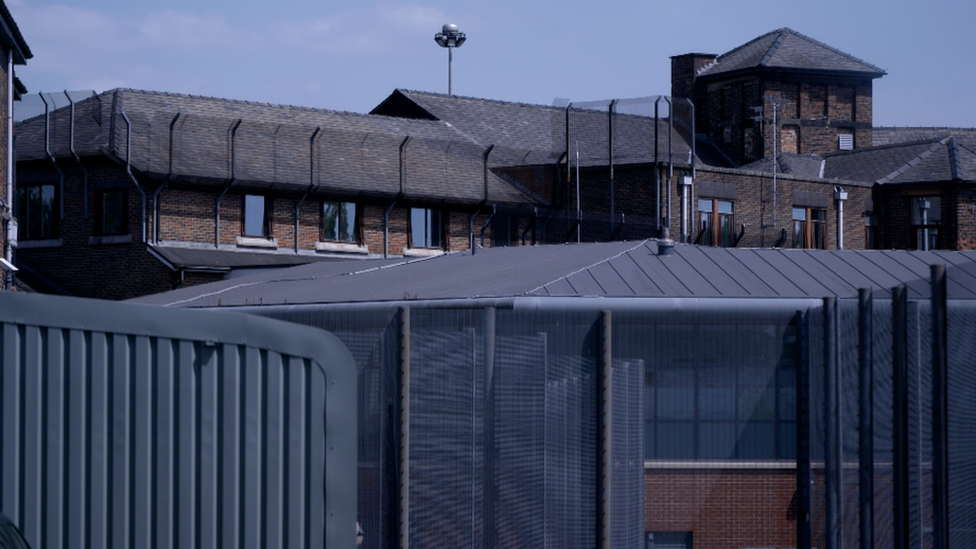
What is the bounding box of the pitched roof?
[0,1,32,64]
[15,89,537,207]
[148,244,374,272]
[372,90,697,168]
[697,28,886,79]
[873,127,976,149]
[130,240,976,308]
[824,137,976,184]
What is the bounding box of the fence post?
[931,265,949,549]
[824,297,842,549]
[796,310,813,549]
[483,307,497,549]
[398,307,410,549]
[892,286,909,549]
[598,310,612,549]
[858,288,874,549]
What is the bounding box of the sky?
[6,0,976,128]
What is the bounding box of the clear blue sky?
[7,0,975,128]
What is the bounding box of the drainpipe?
[5,49,13,266]
[609,99,617,234]
[479,204,496,248]
[664,97,674,233]
[214,119,242,248]
[470,144,494,254]
[65,91,91,219]
[295,126,321,253]
[152,112,181,244]
[385,136,410,258]
[654,97,661,234]
[833,186,847,250]
[41,94,66,221]
[120,112,148,243]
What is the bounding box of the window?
[865,214,878,250]
[94,188,127,236]
[410,208,443,249]
[910,196,941,250]
[696,199,734,247]
[643,322,798,461]
[793,207,826,249]
[14,182,58,240]
[322,200,358,243]
[243,194,272,238]
[646,531,692,549]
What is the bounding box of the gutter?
[214,119,243,248]
[120,111,148,243]
[295,126,321,253]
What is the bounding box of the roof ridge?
[758,28,789,67]
[111,88,378,119]
[776,28,886,74]
[876,140,945,184]
[397,88,573,112]
[823,136,949,158]
[524,240,651,295]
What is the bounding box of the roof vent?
[657,228,676,256]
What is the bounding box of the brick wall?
[645,467,797,549]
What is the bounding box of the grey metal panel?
[678,246,753,296]
[780,251,861,297]
[0,291,356,549]
[750,250,833,298]
[694,248,779,297]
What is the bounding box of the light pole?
[434,24,465,95]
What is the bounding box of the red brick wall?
[645,468,797,549]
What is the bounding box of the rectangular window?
[696,199,734,247]
[910,196,941,250]
[95,189,127,236]
[243,194,271,238]
[792,207,826,249]
[322,200,358,243]
[14,183,58,240]
[642,322,797,461]
[410,208,442,249]
[865,214,878,250]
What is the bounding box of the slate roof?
[742,154,826,180]
[372,90,696,168]
[15,89,537,206]
[873,127,976,149]
[697,28,886,79]
[824,137,976,184]
[130,240,976,308]
[0,1,32,65]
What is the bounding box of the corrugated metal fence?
[0,291,357,549]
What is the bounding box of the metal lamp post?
[434,24,466,95]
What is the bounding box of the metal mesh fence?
[247,286,975,549]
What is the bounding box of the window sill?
[89,234,133,245]
[402,247,444,258]
[16,238,63,249]
[236,236,278,249]
[315,241,369,254]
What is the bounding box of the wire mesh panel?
[612,358,645,549]
[872,299,896,549]
[615,306,801,549]
[947,301,976,547]
[409,309,485,549]
[908,301,934,549]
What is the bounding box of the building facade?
[0,0,30,289]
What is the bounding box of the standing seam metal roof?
[129,240,976,308]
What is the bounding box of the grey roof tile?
[698,28,886,79]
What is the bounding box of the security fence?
[246,263,976,549]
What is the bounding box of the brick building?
[13,27,976,304]
[0,0,30,290]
